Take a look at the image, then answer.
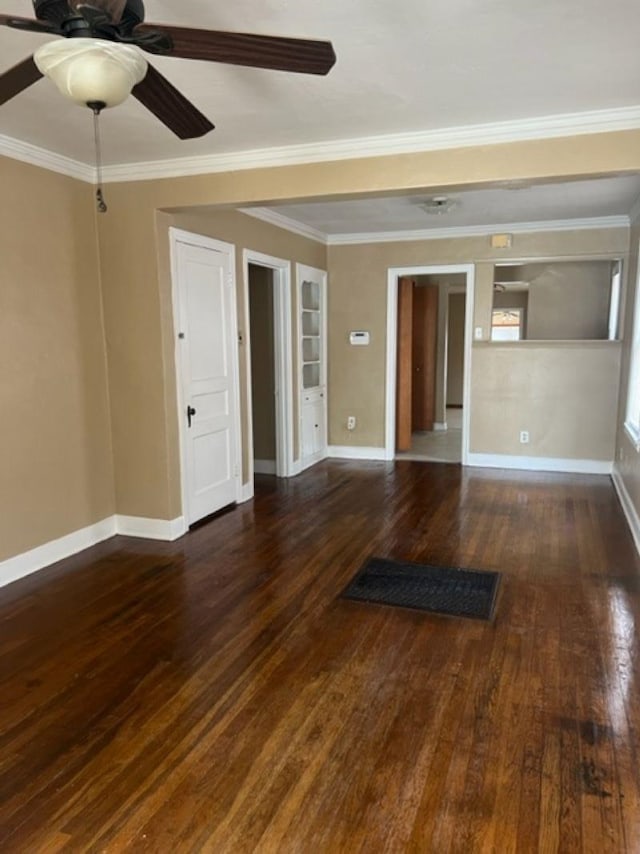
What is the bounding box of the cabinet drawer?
[302,387,325,406]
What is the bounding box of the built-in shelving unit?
[298,267,327,469]
[301,279,322,390]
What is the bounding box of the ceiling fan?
[0,0,337,139]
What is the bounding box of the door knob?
[187,405,196,428]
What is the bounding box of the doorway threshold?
[395,453,462,464]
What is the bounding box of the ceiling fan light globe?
[34,39,147,108]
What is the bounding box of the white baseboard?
[466,453,613,475]
[289,458,303,476]
[0,512,196,591]
[115,515,186,541]
[0,516,116,590]
[433,422,448,431]
[298,450,328,473]
[254,459,277,475]
[328,445,388,461]
[239,482,254,503]
[612,465,640,557]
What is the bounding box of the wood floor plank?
[0,461,639,852]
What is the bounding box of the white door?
[172,234,240,525]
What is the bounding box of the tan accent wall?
[0,157,114,561]
[95,130,640,519]
[4,128,640,562]
[616,219,640,513]
[327,227,628,450]
[100,205,325,520]
[248,265,276,462]
[447,293,466,406]
[525,261,613,340]
[470,342,620,459]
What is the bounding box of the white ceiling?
[0,0,639,165]
[263,176,640,236]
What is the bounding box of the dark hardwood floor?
[1,461,639,852]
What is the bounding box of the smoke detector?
[420,195,458,215]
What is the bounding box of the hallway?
[396,407,463,463]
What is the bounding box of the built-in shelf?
[299,268,327,468]
[301,278,322,388]
[303,363,321,388]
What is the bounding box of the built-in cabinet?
[301,388,326,459]
[298,265,328,469]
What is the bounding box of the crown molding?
[2,127,624,242]
[2,103,640,186]
[0,133,95,183]
[100,104,640,183]
[234,208,630,247]
[240,207,327,244]
[326,215,630,246]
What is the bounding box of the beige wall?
[525,261,613,340]
[0,157,114,561]
[249,265,276,462]
[3,128,640,562]
[328,227,628,451]
[447,293,466,406]
[470,343,620,459]
[100,205,325,520]
[94,132,639,519]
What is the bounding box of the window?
[491,308,522,341]
[491,260,620,341]
[625,244,640,450]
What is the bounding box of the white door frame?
[385,264,475,464]
[242,249,294,484]
[296,263,328,468]
[169,227,243,525]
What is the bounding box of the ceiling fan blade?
[0,56,43,106]
[68,0,127,24]
[134,25,337,75]
[132,64,214,140]
[0,13,57,33]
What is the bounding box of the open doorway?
[242,250,294,492]
[248,264,277,474]
[385,264,474,464]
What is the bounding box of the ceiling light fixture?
[33,38,147,108]
[33,39,147,214]
[420,196,458,215]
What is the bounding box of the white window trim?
[608,260,622,341]
[624,419,640,451]
[624,243,640,452]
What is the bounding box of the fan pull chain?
[91,102,108,214]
